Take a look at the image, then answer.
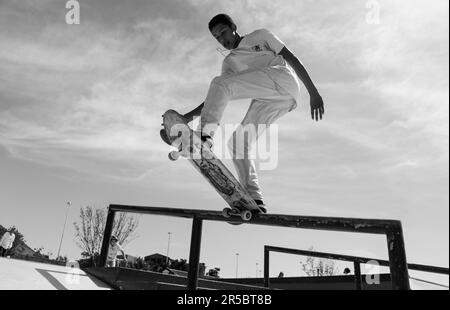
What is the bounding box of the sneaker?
[201,133,214,150]
[160,129,171,145]
[254,200,267,214]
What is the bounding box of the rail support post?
[264,246,270,288]
[99,208,116,267]
[386,224,410,290]
[187,216,203,290]
[354,262,362,290]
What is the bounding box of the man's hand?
[310,93,324,121]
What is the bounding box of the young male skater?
[183,14,324,213]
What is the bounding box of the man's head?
[208,14,240,50]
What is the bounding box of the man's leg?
[200,68,295,137]
[106,260,115,268]
[0,247,4,257]
[1,248,9,257]
[227,97,297,204]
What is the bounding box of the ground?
[0,257,111,290]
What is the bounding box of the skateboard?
[160,109,261,222]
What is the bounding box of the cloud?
[0,0,222,180]
[0,0,447,203]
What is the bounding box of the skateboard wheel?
[241,210,252,221]
[222,208,232,218]
[168,151,180,161]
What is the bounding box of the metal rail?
[263,246,449,289]
[99,204,411,290]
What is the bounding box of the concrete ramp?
[0,257,111,290]
[86,267,269,290]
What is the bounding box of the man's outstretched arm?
[279,46,324,121]
[183,102,204,123]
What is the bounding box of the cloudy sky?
[0,0,448,286]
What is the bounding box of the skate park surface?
[0,257,111,290]
[0,257,446,290]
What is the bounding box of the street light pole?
[235,253,239,278]
[57,201,71,261]
[166,232,172,265]
[256,263,259,278]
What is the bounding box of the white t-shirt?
[221,28,287,75]
[107,242,124,260]
[220,28,301,105]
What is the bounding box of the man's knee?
[210,76,232,96]
[211,75,226,86]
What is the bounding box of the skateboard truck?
[222,207,253,221]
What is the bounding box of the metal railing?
[264,246,449,289]
[99,204,411,290]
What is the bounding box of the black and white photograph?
[0,0,448,296]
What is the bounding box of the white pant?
[200,66,299,201]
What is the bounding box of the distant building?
[144,253,173,265]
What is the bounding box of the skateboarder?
[183,14,325,213]
[106,236,127,267]
[0,227,16,257]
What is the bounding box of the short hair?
[208,14,235,31]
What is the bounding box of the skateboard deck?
[161,109,261,221]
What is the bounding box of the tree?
[73,206,139,264]
[33,247,48,258]
[300,246,339,277]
